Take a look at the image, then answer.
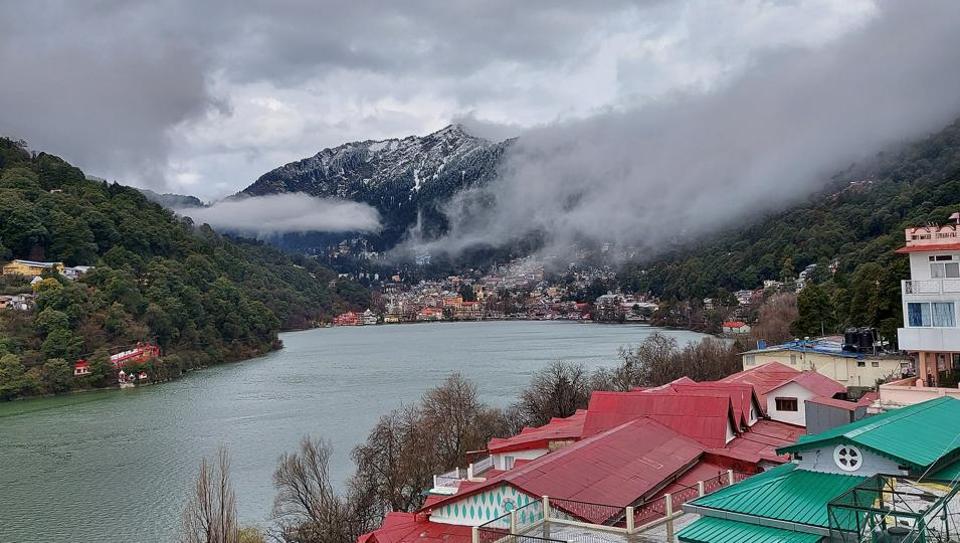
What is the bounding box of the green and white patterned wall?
[429,484,543,527]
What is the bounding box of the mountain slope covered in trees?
[621,117,960,344]
[0,137,369,399]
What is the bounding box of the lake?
[0,321,707,543]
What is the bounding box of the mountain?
[0,137,369,399]
[620,117,960,344]
[138,188,206,209]
[242,124,511,248]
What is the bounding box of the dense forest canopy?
[0,137,369,399]
[620,118,960,344]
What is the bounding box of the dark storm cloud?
[419,0,960,257]
[0,0,648,188]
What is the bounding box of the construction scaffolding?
[827,474,960,543]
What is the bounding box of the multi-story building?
[2,259,64,278]
[740,338,907,388]
[896,216,960,387]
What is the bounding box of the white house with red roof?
[359,375,810,543]
[720,362,846,426]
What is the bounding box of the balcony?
[471,471,747,543]
[902,279,960,296]
[430,456,496,494]
[898,326,960,352]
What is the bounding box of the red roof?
[661,381,762,430]
[720,362,802,403]
[487,410,586,453]
[896,242,960,253]
[582,391,737,448]
[708,420,804,464]
[858,391,879,406]
[423,418,704,523]
[779,371,846,399]
[359,512,472,543]
[722,321,747,328]
[806,395,861,411]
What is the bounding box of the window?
[857,360,866,367]
[745,354,756,366]
[872,361,880,367]
[775,397,798,412]
[908,302,956,327]
[931,260,960,278]
[790,354,797,365]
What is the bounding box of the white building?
[896,215,960,387]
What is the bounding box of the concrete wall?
[493,448,548,470]
[429,483,541,526]
[880,377,960,407]
[766,382,814,426]
[793,446,906,476]
[742,351,904,387]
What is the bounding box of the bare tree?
[751,292,799,345]
[273,437,367,543]
[351,407,432,513]
[181,448,239,543]
[514,361,594,427]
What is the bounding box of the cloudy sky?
[0,0,884,200]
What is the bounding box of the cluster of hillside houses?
[359,216,960,543]
[0,259,94,310]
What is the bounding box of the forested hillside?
[621,118,960,344]
[0,138,369,399]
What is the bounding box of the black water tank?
[858,328,875,352]
[843,328,860,352]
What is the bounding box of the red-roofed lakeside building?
[358,371,820,543]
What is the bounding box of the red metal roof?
[720,362,802,403]
[359,512,472,543]
[722,321,747,328]
[806,395,860,411]
[708,420,805,464]
[896,242,960,253]
[487,409,587,454]
[780,371,846,399]
[582,391,737,448]
[423,418,705,522]
[662,381,762,430]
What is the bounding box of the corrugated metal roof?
[778,397,960,468]
[784,372,846,398]
[929,457,960,482]
[677,517,823,543]
[721,362,802,404]
[359,512,473,543]
[666,381,762,429]
[582,391,737,447]
[424,418,705,521]
[487,409,586,453]
[689,463,865,528]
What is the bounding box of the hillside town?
[356,216,960,543]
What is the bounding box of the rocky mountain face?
[242,124,511,248]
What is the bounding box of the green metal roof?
[688,463,865,529]
[777,397,960,468]
[929,457,960,482]
[677,517,823,543]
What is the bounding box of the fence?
[471,469,751,543]
[548,498,625,526]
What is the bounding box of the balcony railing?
[430,456,496,494]
[470,470,749,543]
[902,279,960,295]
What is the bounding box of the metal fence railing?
[473,455,495,475]
[548,498,625,526]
